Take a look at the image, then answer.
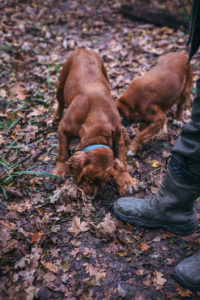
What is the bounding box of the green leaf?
[5,138,44,148]
[6,116,22,133]
[13,170,63,180]
[0,185,8,200]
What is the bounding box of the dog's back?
[55,49,119,125]
[63,49,109,104]
[143,52,190,106]
[118,52,192,123]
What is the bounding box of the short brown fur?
[117,52,193,155]
[52,49,136,198]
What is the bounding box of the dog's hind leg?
[128,106,166,156]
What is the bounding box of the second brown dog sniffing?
[117,52,193,156]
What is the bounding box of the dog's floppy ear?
[66,151,88,182]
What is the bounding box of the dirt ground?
[1,0,200,299]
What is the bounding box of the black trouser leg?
[172,78,200,176]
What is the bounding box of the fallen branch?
[120,4,189,30]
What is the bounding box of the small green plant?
[0,151,63,200]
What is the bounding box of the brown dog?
[117,52,193,156]
[52,49,137,199]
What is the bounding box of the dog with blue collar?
[52,49,137,199]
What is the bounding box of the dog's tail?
[53,58,72,122]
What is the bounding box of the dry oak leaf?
[143,278,152,288]
[139,241,150,252]
[166,258,175,265]
[147,159,160,168]
[0,88,6,97]
[83,262,106,286]
[96,213,116,235]
[68,216,89,237]
[71,240,81,247]
[117,251,128,257]
[0,136,4,144]
[81,247,96,258]
[71,248,80,257]
[41,261,58,273]
[10,82,28,100]
[153,271,167,289]
[176,284,192,297]
[153,236,161,242]
[29,232,43,243]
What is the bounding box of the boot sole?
[173,268,200,291]
[114,207,197,236]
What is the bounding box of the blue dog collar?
[83,144,111,153]
[121,117,129,128]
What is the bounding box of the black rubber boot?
[114,157,200,235]
[174,253,200,291]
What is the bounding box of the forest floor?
[1,0,200,299]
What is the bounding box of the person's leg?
[172,77,200,177]
[114,0,200,290]
[114,78,200,290]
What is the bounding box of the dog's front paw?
[119,174,138,196]
[52,162,67,178]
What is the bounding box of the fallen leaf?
[166,258,174,265]
[143,278,152,287]
[71,248,80,257]
[151,186,158,195]
[10,82,28,100]
[162,151,170,158]
[117,251,128,257]
[60,260,70,272]
[25,285,39,300]
[30,246,42,268]
[139,241,150,252]
[27,109,43,117]
[0,88,7,97]
[153,236,161,242]
[152,160,160,168]
[29,232,43,243]
[41,261,58,273]
[153,271,167,289]
[96,213,116,235]
[0,135,4,144]
[117,283,126,297]
[82,247,96,257]
[68,216,89,236]
[176,284,192,297]
[71,240,81,247]
[14,257,27,269]
[83,262,106,286]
